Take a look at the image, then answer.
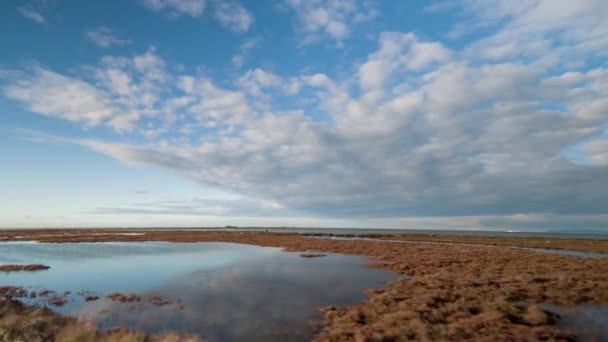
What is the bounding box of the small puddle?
[0,241,396,341]
[542,303,608,341]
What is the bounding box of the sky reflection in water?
[0,242,396,341]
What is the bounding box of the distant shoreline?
[1,226,607,240]
[1,228,607,253]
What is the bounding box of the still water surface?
[0,241,396,341]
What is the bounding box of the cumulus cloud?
[3,1,608,230]
[140,0,254,32]
[140,0,206,17]
[358,32,451,90]
[2,49,172,132]
[3,68,118,127]
[85,27,130,48]
[284,0,374,44]
[212,1,253,32]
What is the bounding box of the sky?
[0,0,607,231]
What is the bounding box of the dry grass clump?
[107,293,142,303]
[0,264,50,272]
[47,295,68,307]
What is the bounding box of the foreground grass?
[0,299,201,342]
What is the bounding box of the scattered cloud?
[232,37,260,68]
[17,4,45,24]
[212,1,253,32]
[2,48,170,132]
[4,1,608,229]
[284,0,373,45]
[358,32,451,91]
[139,0,254,32]
[85,27,131,48]
[3,68,120,128]
[140,0,206,17]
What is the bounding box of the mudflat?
[1,229,608,341]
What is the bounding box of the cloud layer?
[4,0,608,229]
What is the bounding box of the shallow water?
[542,303,608,341]
[0,241,396,341]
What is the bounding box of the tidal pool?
[0,241,395,341]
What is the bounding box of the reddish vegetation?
[85,295,100,302]
[147,295,172,306]
[300,253,327,258]
[373,233,608,254]
[0,264,50,272]
[107,293,142,303]
[47,296,67,307]
[0,287,28,299]
[1,229,608,340]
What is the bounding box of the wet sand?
[2,229,608,341]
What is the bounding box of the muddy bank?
[1,230,608,340]
[0,264,50,272]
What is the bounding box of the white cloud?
[358,33,451,91]
[140,0,206,17]
[3,68,117,127]
[177,75,253,126]
[460,0,608,64]
[585,140,608,166]
[284,0,370,44]
[17,4,45,24]
[238,68,282,97]
[212,1,253,32]
[85,27,130,48]
[4,0,608,226]
[232,37,260,68]
[2,49,173,132]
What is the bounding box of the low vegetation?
[300,253,327,258]
[0,264,50,272]
[1,229,607,340]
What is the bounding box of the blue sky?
[1,0,607,231]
